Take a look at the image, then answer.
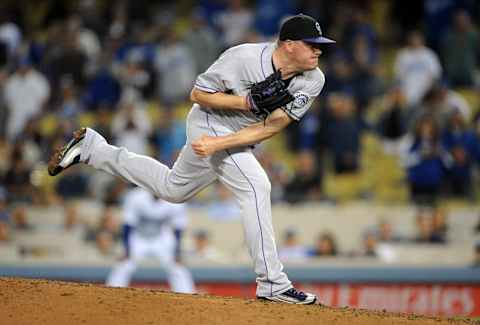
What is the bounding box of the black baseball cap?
[279,14,335,44]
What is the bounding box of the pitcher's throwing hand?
[191,135,218,157]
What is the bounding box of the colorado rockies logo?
[315,22,321,35]
[293,93,309,108]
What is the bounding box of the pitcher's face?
[288,40,323,71]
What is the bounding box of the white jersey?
[194,42,325,132]
[123,188,187,238]
[106,187,195,293]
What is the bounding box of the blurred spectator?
[91,106,114,143]
[83,52,121,111]
[108,2,128,40]
[471,241,480,268]
[308,231,338,257]
[0,194,15,258]
[207,182,241,221]
[154,28,196,105]
[4,142,35,204]
[0,137,9,175]
[54,168,90,201]
[474,214,480,234]
[111,92,152,155]
[299,110,321,151]
[0,13,21,58]
[473,113,480,164]
[149,109,186,167]
[431,207,449,242]
[376,219,404,243]
[115,49,153,99]
[441,9,479,88]
[350,33,383,110]
[424,0,476,55]
[85,205,121,243]
[103,205,120,233]
[254,0,294,38]
[103,178,129,206]
[0,40,7,70]
[441,111,476,197]
[409,82,471,131]
[278,228,308,262]
[184,8,220,75]
[322,92,368,174]
[0,188,11,242]
[95,231,117,257]
[361,230,378,257]
[11,205,33,232]
[402,115,446,205]
[390,1,423,42]
[65,14,101,63]
[323,51,355,96]
[61,202,87,239]
[43,26,88,89]
[17,119,43,165]
[393,30,442,107]
[296,0,330,24]
[0,218,10,242]
[0,187,8,213]
[355,229,397,263]
[215,0,254,48]
[414,209,446,244]
[343,7,378,66]
[56,75,84,119]
[284,150,322,204]
[255,147,289,203]
[4,57,50,140]
[377,85,408,155]
[286,101,321,153]
[186,229,227,264]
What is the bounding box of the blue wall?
[1,265,480,283]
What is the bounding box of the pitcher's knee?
[159,188,189,203]
[165,195,188,204]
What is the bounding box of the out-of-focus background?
[0,0,480,317]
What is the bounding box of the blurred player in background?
[105,187,195,293]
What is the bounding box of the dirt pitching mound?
[0,277,475,325]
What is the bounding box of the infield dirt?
[0,277,476,325]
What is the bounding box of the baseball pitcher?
[48,14,335,304]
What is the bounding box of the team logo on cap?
[293,92,309,108]
[315,22,321,35]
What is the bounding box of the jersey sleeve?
[194,48,236,93]
[282,70,325,121]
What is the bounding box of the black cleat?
[257,288,317,305]
[48,128,86,176]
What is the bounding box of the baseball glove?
[246,70,295,119]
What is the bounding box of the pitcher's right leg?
[48,128,216,203]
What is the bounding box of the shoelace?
[286,288,307,299]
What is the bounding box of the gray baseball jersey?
[82,41,326,297]
[194,42,325,131]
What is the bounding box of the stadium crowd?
[0,0,479,264]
